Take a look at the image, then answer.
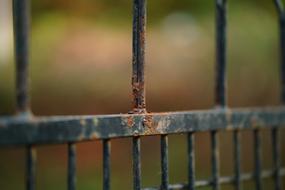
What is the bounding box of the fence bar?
[132,0,146,113]
[13,1,36,190]
[161,135,169,190]
[272,128,281,190]
[254,130,262,190]
[103,139,111,190]
[68,143,76,190]
[215,0,227,107]
[211,131,220,190]
[131,0,146,189]
[274,0,285,104]
[187,132,195,190]
[212,0,227,188]
[133,137,142,190]
[13,0,31,114]
[26,145,36,190]
[233,131,241,190]
[274,1,285,189]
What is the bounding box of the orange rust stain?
[122,116,135,128]
[132,82,146,110]
[127,116,134,128]
[142,114,159,135]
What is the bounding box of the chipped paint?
[93,118,99,126]
[0,107,285,146]
[122,116,135,128]
[156,117,171,133]
[80,119,87,126]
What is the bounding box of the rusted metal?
[131,1,146,189]
[132,0,146,113]
[1,0,285,189]
[0,107,285,146]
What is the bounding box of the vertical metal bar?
[274,0,285,104]
[13,0,31,114]
[187,132,195,190]
[161,135,169,190]
[254,129,262,190]
[133,137,141,190]
[215,0,227,108]
[68,143,76,190]
[103,139,111,190]
[211,131,220,190]
[272,128,281,190]
[26,145,36,190]
[132,0,146,189]
[213,0,227,189]
[132,0,146,113]
[13,1,36,190]
[233,131,241,190]
[273,1,284,190]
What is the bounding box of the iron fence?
[0,0,285,190]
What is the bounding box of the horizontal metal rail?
[0,106,285,146]
[142,168,285,190]
[1,0,284,190]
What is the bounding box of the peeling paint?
[0,107,285,146]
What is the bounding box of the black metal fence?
[0,0,285,190]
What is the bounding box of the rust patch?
[122,116,135,128]
[132,81,146,111]
[140,30,145,45]
[127,116,134,128]
[142,114,158,135]
[143,114,153,128]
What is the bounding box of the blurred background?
[0,0,285,189]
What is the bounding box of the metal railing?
[0,0,285,190]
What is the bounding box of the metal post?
[13,1,36,190]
